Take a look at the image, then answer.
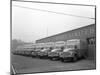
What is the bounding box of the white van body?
[48,41,65,60]
[60,39,88,62]
[37,42,54,58]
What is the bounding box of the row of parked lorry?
[12,39,88,62]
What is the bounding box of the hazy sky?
[12,0,95,42]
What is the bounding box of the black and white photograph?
[11,0,96,75]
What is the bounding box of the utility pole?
[46,25,48,37]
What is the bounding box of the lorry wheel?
[83,55,87,59]
[73,54,78,62]
[39,57,43,59]
[52,58,55,60]
[61,59,64,62]
[61,59,67,62]
[63,60,67,62]
[73,57,77,62]
[51,58,57,61]
[49,58,52,60]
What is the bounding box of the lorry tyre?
[73,54,78,62]
[60,58,63,62]
[49,57,52,60]
[83,54,87,59]
[73,57,77,62]
[61,58,67,62]
[39,57,42,59]
[63,59,67,62]
[51,58,57,61]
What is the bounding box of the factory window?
[79,31,81,36]
[82,28,89,36]
[75,31,79,36]
[78,30,81,35]
[68,33,71,37]
[83,29,87,35]
[87,37,95,45]
[74,32,78,36]
[69,33,72,37]
[81,29,86,35]
[67,33,70,38]
[71,33,73,37]
[89,28,95,34]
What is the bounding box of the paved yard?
[11,54,96,74]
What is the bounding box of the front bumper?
[38,52,48,57]
[48,52,59,58]
[61,56,73,60]
[31,52,38,56]
[60,55,75,61]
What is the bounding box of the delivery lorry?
[31,47,43,57]
[59,39,88,62]
[37,42,54,58]
[13,44,36,56]
[38,47,53,58]
[19,44,36,56]
[31,43,44,57]
[48,41,65,60]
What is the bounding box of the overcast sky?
[12,0,95,42]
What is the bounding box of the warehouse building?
[36,24,96,60]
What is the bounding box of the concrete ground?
[11,54,96,74]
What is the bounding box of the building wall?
[36,24,95,43]
[36,24,96,60]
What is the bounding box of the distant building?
[36,24,96,60]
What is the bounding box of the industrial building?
[36,24,96,60]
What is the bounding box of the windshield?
[51,48,62,52]
[51,49,58,52]
[41,48,47,52]
[66,45,76,49]
[63,48,74,52]
[36,48,41,51]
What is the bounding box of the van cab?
[38,47,53,58]
[60,39,88,62]
[48,41,65,60]
[31,47,43,57]
[48,46,64,60]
